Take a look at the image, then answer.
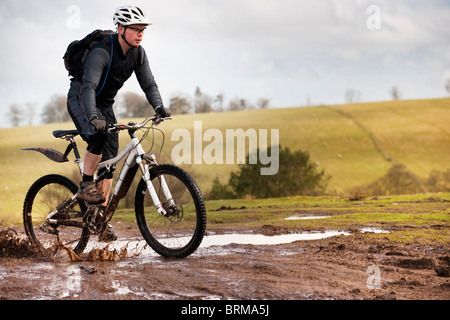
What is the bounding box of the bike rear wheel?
[23,174,90,255]
[135,164,207,258]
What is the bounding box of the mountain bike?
[22,115,206,258]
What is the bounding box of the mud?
[0,223,449,300]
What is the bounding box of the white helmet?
[113,6,152,26]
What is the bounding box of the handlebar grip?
[153,115,162,125]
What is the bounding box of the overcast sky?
[0,0,449,127]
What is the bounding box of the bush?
[208,177,235,200]
[363,163,426,195]
[426,169,450,192]
[352,164,450,197]
[209,146,329,199]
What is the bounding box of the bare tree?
[228,97,251,111]
[25,102,36,126]
[257,98,270,109]
[41,94,70,123]
[228,98,240,111]
[390,86,401,100]
[118,92,150,118]
[345,89,362,104]
[214,94,225,112]
[239,98,248,110]
[194,87,213,113]
[8,104,23,127]
[445,79,450,96]
[169,94,192,114]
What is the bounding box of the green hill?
[1,98,449,224]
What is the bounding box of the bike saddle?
[52,129,79,138]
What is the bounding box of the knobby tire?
[135,164,207,258]
[23,174,90,255]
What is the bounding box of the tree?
[228,97,248,111]
[194,87,213,113]
[8,104,23,127]
[445,79,450,96]
[364,163,426,195]
[345,89,362,104]
[209,146,329,199]
[41,94,70,124]
[426,169,450,192]
[214,94,225,112]
[390,86,401,100]
[169,94,192,114]
[119,92,150,118]
[25,102,36,126]
[257,98,270,109]
[208,177,235,200]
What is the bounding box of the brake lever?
[108,124,125,133]
[152,115,172,125]
[153,115,162,125]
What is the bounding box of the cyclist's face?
[121,24,146,47]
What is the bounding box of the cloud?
[0,0,449,128]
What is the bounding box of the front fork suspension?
[137,154,174,216]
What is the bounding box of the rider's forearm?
[80,48,110,119]
[135,48,164,110]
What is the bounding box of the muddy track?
[0,223,449,302]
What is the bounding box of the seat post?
[68,136,83,177]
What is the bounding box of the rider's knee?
[87,132,107,155]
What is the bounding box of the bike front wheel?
[23,174,90,255]
[135,164,207,258]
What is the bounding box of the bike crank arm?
[45,194,78,221]
[46,219,84,229]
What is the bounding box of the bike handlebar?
[108,115,171,133]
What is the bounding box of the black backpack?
[63,29,116,93]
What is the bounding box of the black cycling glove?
[155,106,172,118]
[90,117,107,132]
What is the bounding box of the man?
[67,5,170,240]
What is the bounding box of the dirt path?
[0,223,449,301]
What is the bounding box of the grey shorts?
[67,83,118,162]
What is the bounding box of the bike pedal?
[40,222,58,235]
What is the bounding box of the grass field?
[0,97,449,224]
[111,192,450,245]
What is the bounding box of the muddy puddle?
[82,227,389,261]
[1,226,389,263]
[79,230,352,261]
[200,231,350,246]
[285,215,331,220]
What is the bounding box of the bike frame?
[97,132,172,217]
[47,117,174,230]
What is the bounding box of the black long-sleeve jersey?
[75,34,164,120]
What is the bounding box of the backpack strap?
[134,46,144,66]
[96,35,113,97]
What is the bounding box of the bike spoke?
[23,175,89,255]
[135,165,206,257]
